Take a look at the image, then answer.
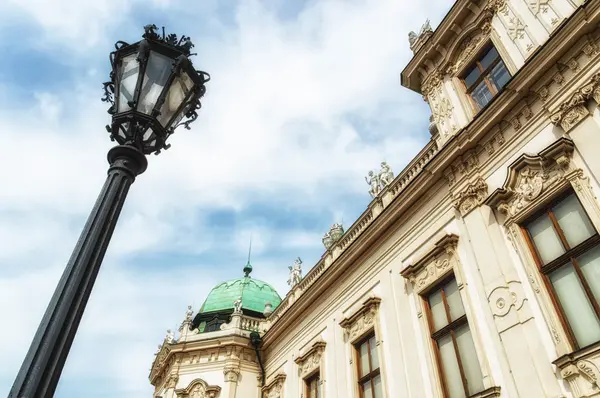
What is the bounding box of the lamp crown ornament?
[101,24,210,156]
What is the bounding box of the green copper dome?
[199,262,282,316]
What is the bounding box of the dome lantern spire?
[244,235,253,277]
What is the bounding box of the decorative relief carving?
[262,373,286,398]
[339,297,381,342]
[485,138,575,222]
[224,365,241,383]
[174,378,221,398]
[447,34,484,75]
[295,341,326,377]
[401,234,459,294]
[454,178,488,216]
[487,281,526,317]
[551,72,600,131]
[166,374,179,389]
[555,349,600,398]
[496,3,536,56]
[528,0,561,32]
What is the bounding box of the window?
[461,45,511,111]
[425,278,484,398]
[522,192,600,348]
[355,333,383,398]
[305,372,321,398]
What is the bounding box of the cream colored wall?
[259,5,600,398]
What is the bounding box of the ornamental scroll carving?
[454,178,488,216]
[556,351,600,398]
[484,138,575,223]
[224,365,241,383]
[295,341,326,378]
[551,72,600,132]
[401,234,459,294]
[174,378,221,398]
[339,297,381,342]
[262,373,286,398]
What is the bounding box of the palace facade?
[150,0,600,396]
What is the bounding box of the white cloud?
[0,0,454,396]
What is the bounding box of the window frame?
[423,274,482,398]
[460,44,510,112]
[521,190,600,349]
[354,332,381,398]
[304,371,321,398]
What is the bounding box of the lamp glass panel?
[138,51,173,115]
[117,54,139,113]
[158,71,194,127]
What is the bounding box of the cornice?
[149,335,252,385]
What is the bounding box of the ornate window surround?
[401,234,498,397]
[339,297,385,397]
[174,378,221,398]
[445,0,517,123]
[485,137,600,359]
[294,341,326,397]
[262,372,286,398]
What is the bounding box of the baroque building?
[149,0,600,396]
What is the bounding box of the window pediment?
[401,234,459,294]
[339,297,381,343]
[295,341,326,378]
[262,373,286,398]
[174,378,221,398]
[485,137,575,223]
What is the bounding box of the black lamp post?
[9,25,209,398]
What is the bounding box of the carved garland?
[401,234,459,294]
[339,297,381,343]
[262,373,286,398]
[550,72,600,131]
[295,341,326,378]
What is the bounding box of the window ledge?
[469,386,501,398]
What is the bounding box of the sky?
[0,0,453,396]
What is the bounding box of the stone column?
[224,365,241,398]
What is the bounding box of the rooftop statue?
[366,161,394,198]
[365,170,381,198]
[379,161,394,187]
[323,223,345,249]
[233,296,243,314]
[408,19,434,51]
[287,257,303,288]
[165,329,176,344]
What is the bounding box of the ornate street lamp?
[9,25,209,398]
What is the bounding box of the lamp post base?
[9,145,147,398]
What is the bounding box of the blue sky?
[0,0,453,396]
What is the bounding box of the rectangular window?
[522,192,600,348]
[426,278,484,398]
[355,333,383,398]
[461,45,511,111]
[305,372,321,398]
